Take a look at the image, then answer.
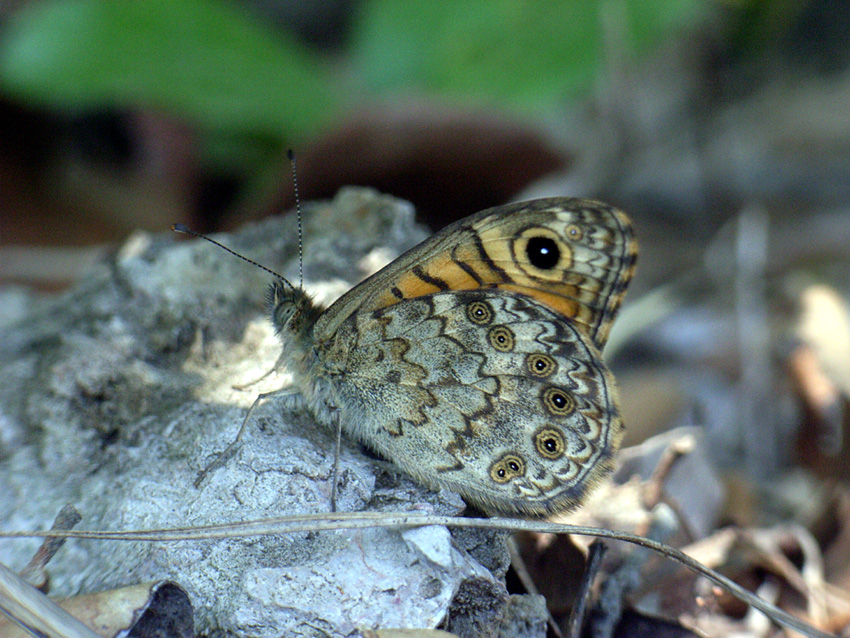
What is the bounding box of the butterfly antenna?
[287,149,304,290]
[172,223,295,290]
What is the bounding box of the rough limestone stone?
[0,187,546,638]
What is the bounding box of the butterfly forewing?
[317,198,636,352]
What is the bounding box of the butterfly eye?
[488,326,515,352]
[534,427,566,459]
[271,301,297,330]
[541,386,575,416]
[525,236,561,270]
[526,353,557,377]
[490,454,526,483]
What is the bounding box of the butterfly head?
[268,280,323,344]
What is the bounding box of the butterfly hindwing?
[320,288,624,517]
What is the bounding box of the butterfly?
[246,196,637,518]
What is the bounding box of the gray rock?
[0,187,545,637]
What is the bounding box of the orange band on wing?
[494,284,585,324]
[373,252,477,306]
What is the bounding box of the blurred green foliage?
[0,0,711,132]
[349,0,708,113]
[0,0,336,137]
[0,0,337,178]
[0,0,710,198]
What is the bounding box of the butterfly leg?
[231,365,276,392]
[193,388,294,488]
[330,409,343,512]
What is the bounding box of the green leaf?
[0,0,337,140]
[350,0,707,113]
